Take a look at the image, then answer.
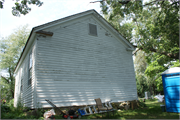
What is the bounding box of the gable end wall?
[35,16,137,108]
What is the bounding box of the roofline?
[32,9,134,48]
[14,10,95,73]
[33,9,95,31]
[14,9,135,72]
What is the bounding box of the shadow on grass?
[81,109,179,119]
[80,99,180,119]
[54,100,179,119]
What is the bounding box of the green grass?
[73,99,180,119]
[2,99,180,119]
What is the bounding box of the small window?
[89,23,97,36]
[20,68,23,91]
[21,79,23,92]
[28,52,32,86]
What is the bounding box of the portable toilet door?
[161,67,180,113]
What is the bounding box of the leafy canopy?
[0,0,43,16]
[0,25,30,100]
[100,0,179,59]
[99,0,179,92]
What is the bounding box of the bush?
[1,99,47,119]
[2,113,16,119]
[1,104,11,113]
[7,98,14,107]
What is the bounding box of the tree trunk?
[152,84,156,95]
[149,84,153,96]
[11,90,14,99]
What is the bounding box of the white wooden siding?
[14,41,37,108]
[36,16,137,108]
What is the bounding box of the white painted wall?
[14,13,138,108]
[35,15,137,108]
[14,41,37,108]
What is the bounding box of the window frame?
[88,23,98,36]
[28,51,32,86]
[21,78,23,92]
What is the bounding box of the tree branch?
[8,67,14,82]
[142,0,157,6]
[1,76,9,84]
[133,48,140,55]
[138,47,179,59]
[90,0,131,4]
[118,0,131,5]
[90,0,105,3]
[134,16,145,48]
[0,1,3,9]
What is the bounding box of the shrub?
[7,99,14,106]
[1,99,49,119]
[1,104,11,113]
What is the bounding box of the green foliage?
[138,100,147,108]
[171,60,180,68]
[1,104,11,113]
[7,98,14,108]
[35,102,45,118]
[136,78,149,97]
[134,50,153,97]
[100,0,179,94]
[80,99,179,119]
[0,0,43,16]
[1,98,24,119]
[105,13,135,43]
[0,25,30,100]
[99,99,180,119]
[2,99,180,119]
[1,99,46,119]
[101,0,179,58]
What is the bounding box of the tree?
[0,25,30,100]
[97,0,179,92]
[100,0,179,59]
[134,50,149,97]
[134,50,159,97]
[0,0,43,16]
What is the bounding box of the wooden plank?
[36,30,53,36]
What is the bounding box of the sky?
[0,0,101,76]
[0,0,101,38]
[0,0,149,76]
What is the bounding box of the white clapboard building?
[14,10,138,108]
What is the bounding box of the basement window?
[89,23,97,36]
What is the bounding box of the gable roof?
[14,9,135,73]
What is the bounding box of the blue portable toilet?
[161,67,180,113]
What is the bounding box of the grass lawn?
[55,99,180,119]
